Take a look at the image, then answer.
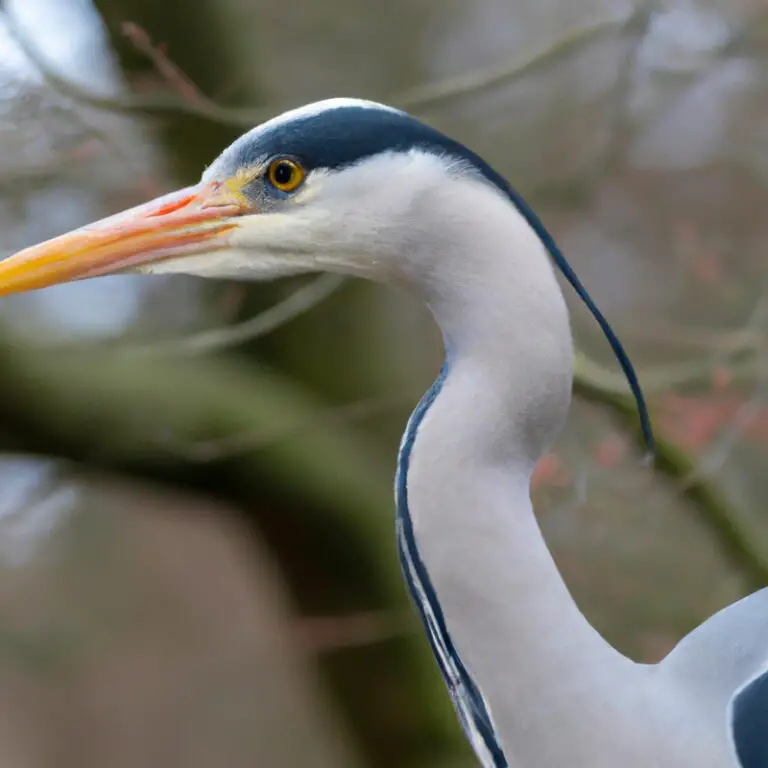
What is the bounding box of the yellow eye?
[266,158,306,193]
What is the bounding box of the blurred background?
[0,0,765,765]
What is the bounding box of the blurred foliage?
[0,0,766,766]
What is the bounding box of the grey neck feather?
[398,175,649,764]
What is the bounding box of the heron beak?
[0,181,251,298]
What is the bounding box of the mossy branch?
[574,351,768,593]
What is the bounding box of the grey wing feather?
[730,667,768,768]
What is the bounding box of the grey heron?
[0,98,765,768]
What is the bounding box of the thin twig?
[4,11,273,128]
[574,348,758,397]
[7,9,641,127]
[121,22,221,113]
[121,274,345,358]
[395,13,640,111]
[295,610,413,654]
[620,323,762,353]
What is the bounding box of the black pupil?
[273,162,294,186]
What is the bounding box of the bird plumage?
[0,98,763,767]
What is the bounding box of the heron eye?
[266,158,305,194]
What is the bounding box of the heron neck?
[396,213,643,763]
[399,350,642,764]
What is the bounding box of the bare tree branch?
[574,354,768,593]
[0,324,762,598]
[164,393,405,461]
[6,9,643,127]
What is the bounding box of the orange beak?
[0,181,251,298]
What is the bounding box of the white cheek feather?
[297,150,494,267]
[137,248,266,279]
[317,150,483,219]
[139,247,320,281]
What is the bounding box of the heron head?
[0,97,654,453]
[0,98,488,294]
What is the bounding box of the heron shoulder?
[659,588,768,708]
